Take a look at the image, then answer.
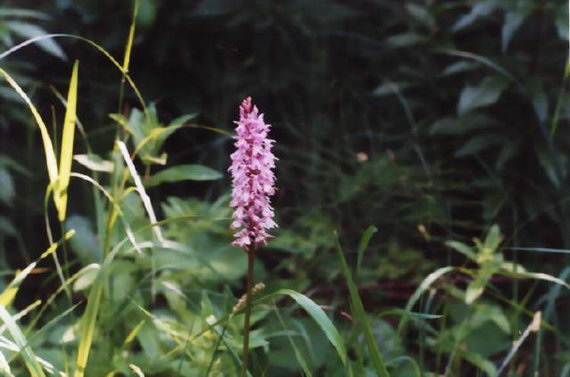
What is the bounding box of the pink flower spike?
[229,97,277,249]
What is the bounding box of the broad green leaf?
[457,76,509,115]
[55,60,79,222]
[145,164,223,187]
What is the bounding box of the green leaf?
[457,76,509,115]
[264,289,348,367]
[72,264,100,292]
[502,11,525,52]
[373,82,413,96]
[472,304,511,334]
[460,350,498,377]
[482,224,501,253]
[356,226,378,280]
[335,235,390,377]
[465,277,488,305]
[454,134,500,157]
[0,68,58,186]
[399,266,455,335]
[74,154,114,173]
[452,2,496,32]
[386,33,426,47]
[0,306,46,377]
[145,164,223,187]
[405,4,435,30]
[55,60,79,222]
[5,21,66,60]
[501,270,570,290]
[439,61,479,77]
[555,4,569,40]
[430,114,496,136]
[446,240,477,260]
[0,8,49,19]
[0,168,15,205]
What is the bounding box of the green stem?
[240,246,256,377]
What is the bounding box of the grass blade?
[55,60,79,222]
[0,306,46,377]
[356,225,378,280]
[117,141,163,242]
[0,68,58,184]
[334,232,390,377]
[122,0,139,74]
[258,289,347,367]
[73,274,104,377]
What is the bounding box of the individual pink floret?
[229,97,277,249]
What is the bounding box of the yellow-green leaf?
[0,68,58,184]
[55,60,79,222]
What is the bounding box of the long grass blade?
[117,141,163,242]
[0,34,147,113]
[253,289,347,367]
[0,306,46,377]
[73,275,104,377]
[122,0,139,74]
[334,233,390,377]
[0,68,58,184]
[55,60,79,222]
[398,266,455,336]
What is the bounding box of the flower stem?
[240,246,256,377]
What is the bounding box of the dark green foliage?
[1,0,570,376]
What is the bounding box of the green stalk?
[550,51,570,138]
[240,246,256,377]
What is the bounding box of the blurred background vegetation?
[1,0,570,376]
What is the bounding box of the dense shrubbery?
[0,0,569,376]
